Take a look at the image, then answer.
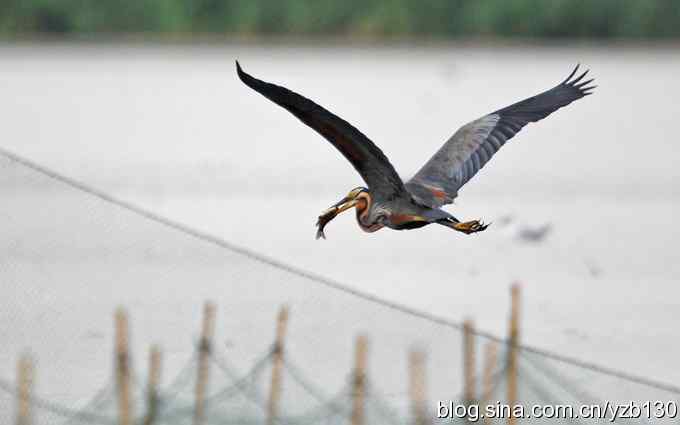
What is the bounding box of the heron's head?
[315,187,371,239]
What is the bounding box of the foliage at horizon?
[1,0,680,39]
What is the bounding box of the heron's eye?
[347,187,364,199]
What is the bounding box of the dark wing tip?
[235,60,247,82]
[561,63,580,84]
[562,63,596,96]
[235,60,258,88]
[235,60,271,96]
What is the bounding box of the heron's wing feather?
[406,65,595,208]
[236,62,406,200]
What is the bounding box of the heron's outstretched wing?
[406,65,595,208]
[236,61,406,200]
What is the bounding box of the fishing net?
[1,150,678,425]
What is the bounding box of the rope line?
[282,354,346,407]
[59,382,114,425]
[206,345,274,414]
[157,352,199,403]
[517,365,588,425]
[364,380,406,425]
[1,146,679,395]
[520,351,601,405]
[0,379,114,424]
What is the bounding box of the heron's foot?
[453,219,489,235]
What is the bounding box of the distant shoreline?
[2,34,680,49]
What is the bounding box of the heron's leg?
[438,218,489,234]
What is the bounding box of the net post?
[463,318,476,405]
[144,345,162,425]
[351,334,368,425]
[482,342,498,425]
[409,349,428,425]
[507,284,520,425]
[115,307,133,425]
[193,302,216,425]
[266,305,289,425]
[15,353,33,425]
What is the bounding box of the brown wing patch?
[389,214,427,225]
[389,214,429,230]
[429,187,448,200]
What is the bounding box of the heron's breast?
[358,221,385,233]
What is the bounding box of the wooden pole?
[144,345,162,425]
[409,349,428,425]
[351,335,368,425]
[193,302,216,425]
[507,284,520,425]
[482,342,498,425]
[115,308,133,425]
[266,306,289,425]
[462,319,476,405]
[15,354,33,425]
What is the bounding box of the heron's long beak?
[332,196,359,213]
[315,196,359,239]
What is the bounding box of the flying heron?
[236,62,595,239]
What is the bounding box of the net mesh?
[1,150,678,424]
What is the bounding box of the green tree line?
[1,0,680,38]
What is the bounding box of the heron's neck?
[355,192,381,232]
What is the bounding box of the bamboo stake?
[482,342,498,425]
[507,284,520,425]
[115,308,133,425]
[463,319,476,405]
[15,354,33,425]
[351,335,368,425]
[144,345,162,425]
[409,349,428,425]
[266,306,289,425]
[193,302,216,425]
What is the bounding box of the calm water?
[1,43,680,414]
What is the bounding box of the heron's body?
[236,62,595,239]
[349,190,451,231]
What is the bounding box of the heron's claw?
[453,219,490,235]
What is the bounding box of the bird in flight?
[236,62,595,239]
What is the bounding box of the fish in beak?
[315,193,360,239]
